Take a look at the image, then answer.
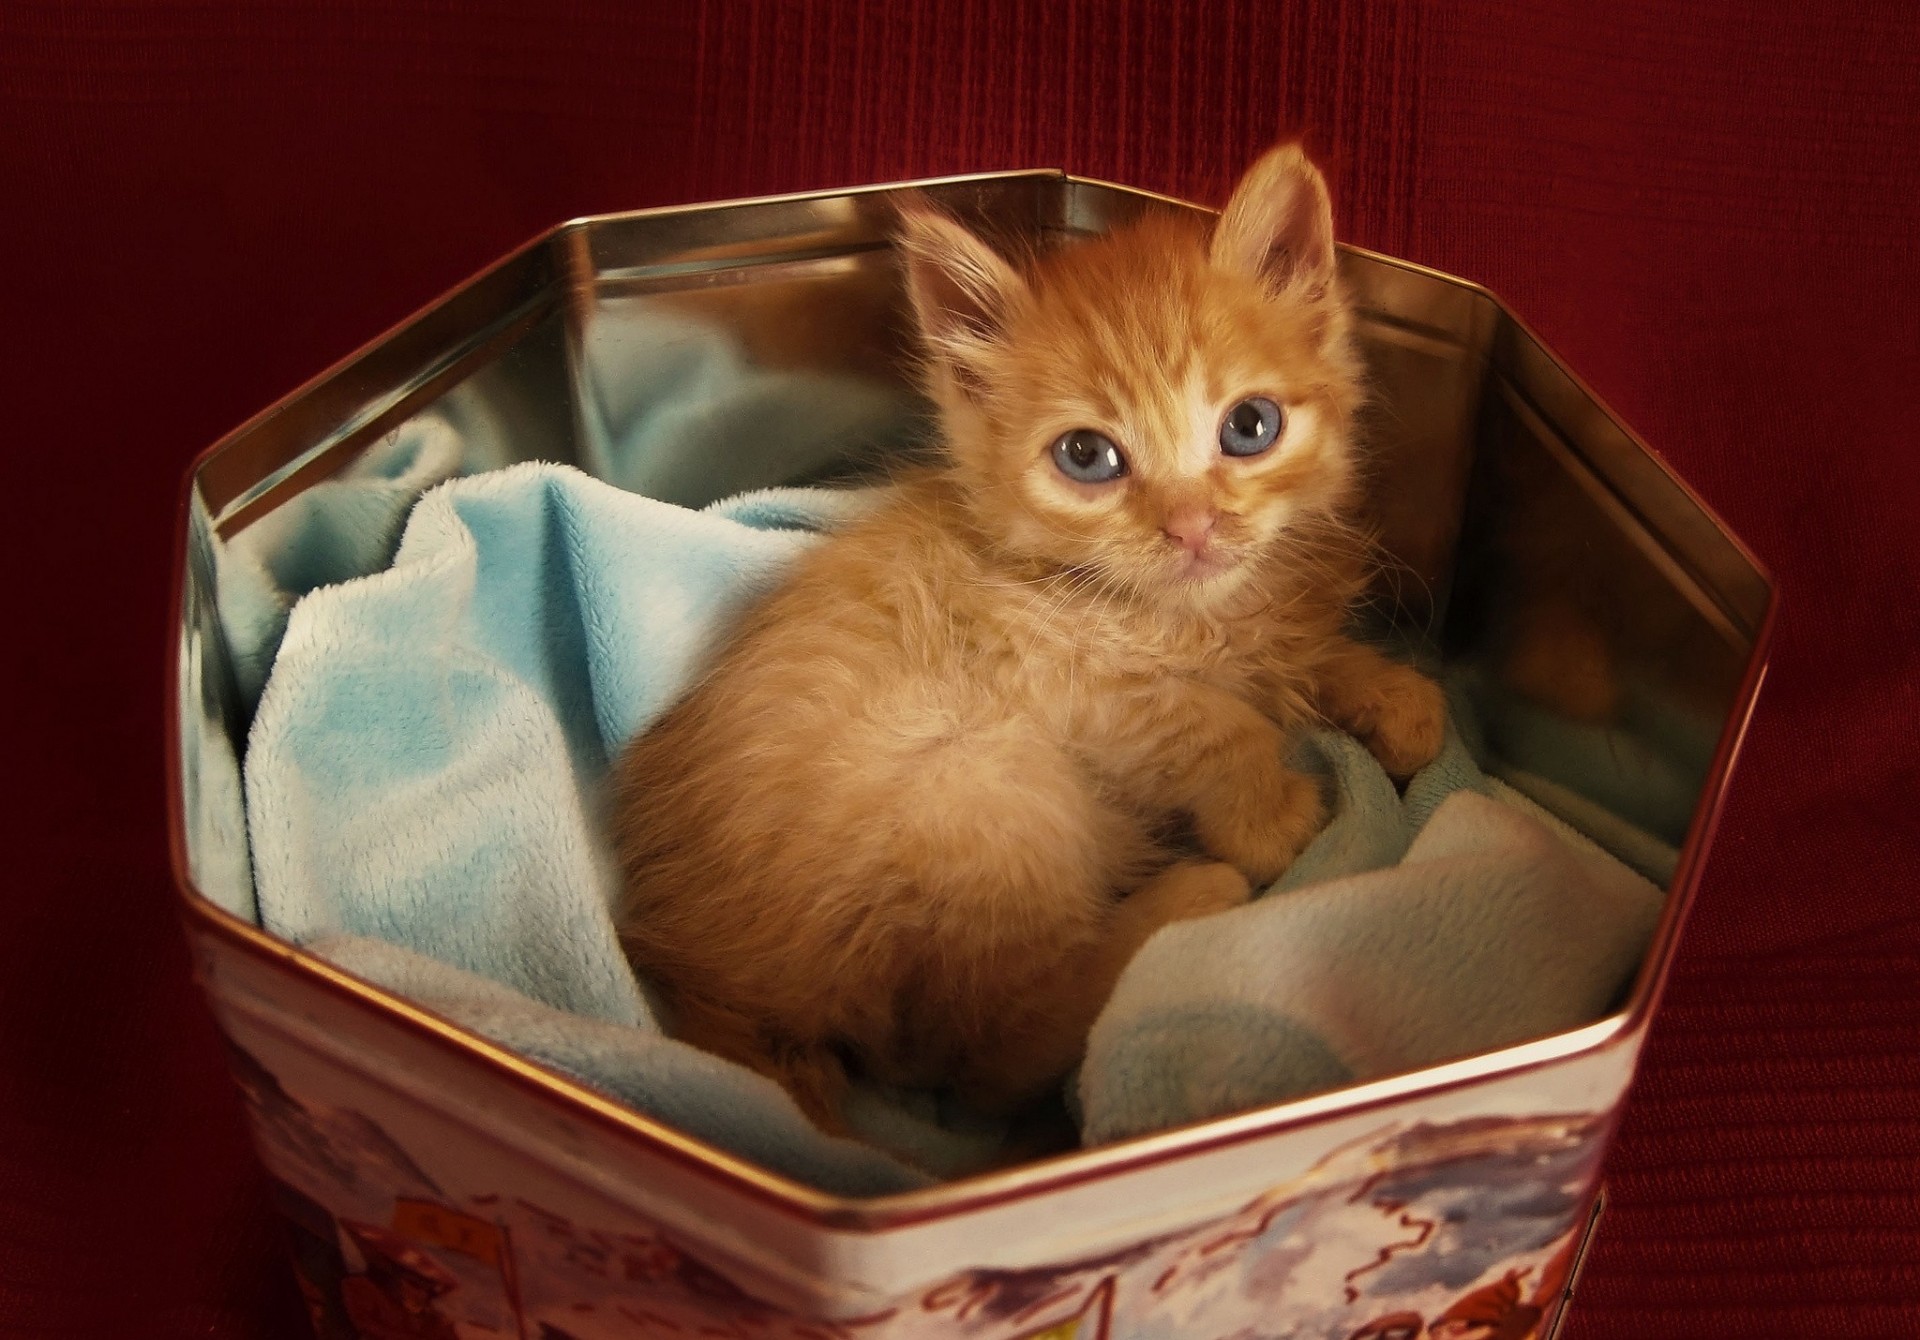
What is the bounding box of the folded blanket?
[1079,741,1664,1143]
[216,413,468,711]
[309,934,925,1196]
[214,303,919,718]
[244,462,1667,1192]
[249,466,929,1191]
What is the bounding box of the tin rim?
[163,169,1777,1233]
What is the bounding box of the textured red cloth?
[3,2,1916,1335]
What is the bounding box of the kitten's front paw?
[1360,665,1447,780]
[1153,859,1255,920]
[1193,767,1327,886]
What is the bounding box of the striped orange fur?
[612,145,1446,1133]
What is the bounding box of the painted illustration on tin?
[227,1038,1601,1339]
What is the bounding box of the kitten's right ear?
[1211,142,1338,299]
[895,200,1027,397]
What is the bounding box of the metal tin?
[168,171,1772,1339]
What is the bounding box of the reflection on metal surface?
[169,169,1773,1260]
[1448,377,1749,856]
[179,493,255,919]
[568,282,927,510]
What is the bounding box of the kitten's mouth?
[1171,548,1240,583]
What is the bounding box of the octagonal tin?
[168,170,1771,1340]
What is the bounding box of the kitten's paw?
[1353,665,1447,780]
[1150,859,1255,920]
[1194,767,1327,885]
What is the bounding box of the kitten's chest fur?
[831,476,1333,774]
[611,142,1430,1134]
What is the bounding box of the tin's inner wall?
[179,175,1761,926]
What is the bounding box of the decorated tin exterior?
[168,172,1772,1339]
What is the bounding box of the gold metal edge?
[193,170,1075,524]
[552,167,1073,234]
[213,289,562,537]
[166,462,850,1224]
[189,227,566,519]
[171,884,857,1221]
[1614,595,1777,1037]
[1058,173,1199,212]
[1481,298,1776,604]
[1047,174,1774,620]
[1064,171,1507,302]
[164,167,1766,1236]
[1056,173,1780,1062]
[171,848,1645,1235]
[1075,166,1770,621]
[852,1012,1641,1225]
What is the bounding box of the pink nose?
[1162,508,1218,554]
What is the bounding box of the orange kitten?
[612,145,1446,1132]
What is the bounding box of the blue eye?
[1219,397,1284,457]
[1050,429,1128,483]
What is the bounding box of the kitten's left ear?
[1211,143,1338,298]
[895,200,1028,397]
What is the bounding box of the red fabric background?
[3,2,1917,1335]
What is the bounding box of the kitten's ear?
[895,200,1027,395]
[1211,143,1337,298]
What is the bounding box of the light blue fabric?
[245,465,879,1019]
[1079,727,1666,1144]
[1464,667,1713,851]
[246,464,924,1192]
[212,304,921,718]
[309,934,927,1196]
[244,463,1667,1191]
[216,413,469,712]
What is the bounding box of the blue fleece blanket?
[243,462,1668,1193]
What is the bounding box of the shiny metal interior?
[176,170,1769,982]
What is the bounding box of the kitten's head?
[897,144,1365,612]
